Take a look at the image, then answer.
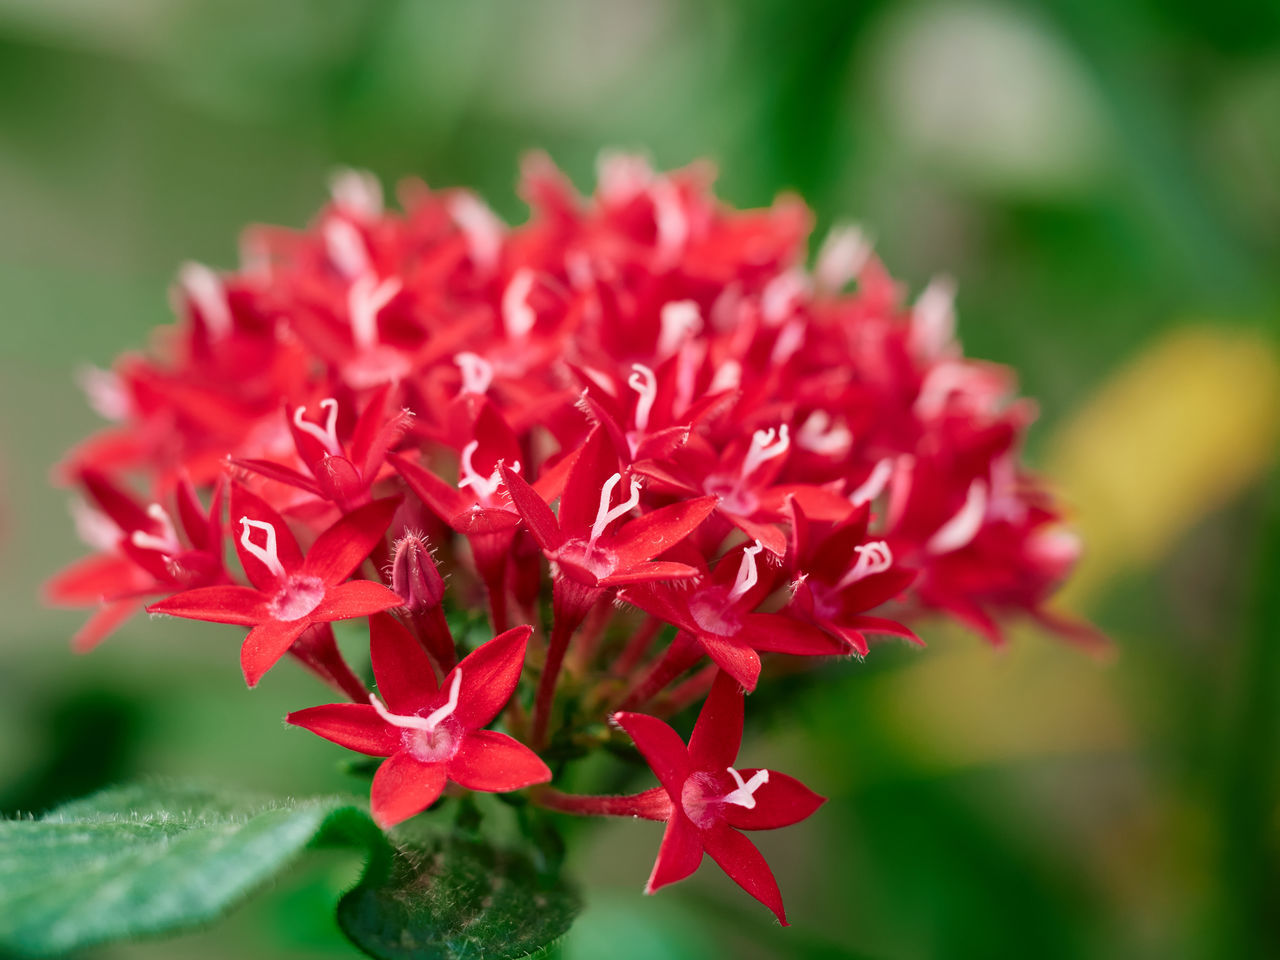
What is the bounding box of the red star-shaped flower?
[288,612,550,828]
[613,671,825,925]
[147,484,403,686]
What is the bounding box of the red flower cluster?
[47,155,1099,924]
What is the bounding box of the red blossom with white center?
[288,612,550,828]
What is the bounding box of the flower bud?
[391,533,445,612]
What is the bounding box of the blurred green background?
[2,1,1279,957]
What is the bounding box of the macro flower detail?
[147,486,403,686]
[287,612,550,828]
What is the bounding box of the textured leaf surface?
[0,781,388,958]
[338,834,581,960]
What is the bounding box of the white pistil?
[727,540,764,603]
[741,424,791,479]
[837,541,893,589]
[292,398,342,456]
[722,766,770,809]
[131,504,181,556]
[914,360,972,420]
[849,458,894,507]
[760,269,809,326]
[239,517,287,579]
[589,472,641,546]
[502,269,537,340]
[770,318,806,365]
[657,300,702,358]
[926,480,988,555]
[179,262,232,341]
[329,167,383,220]
[447,191,503,274]
[455,352,494,396]
[796,410,852,456]
[909,275,957,361]
[369,669,462,733]
[627,363,657,433]
[708,359,742,393]
[324,219,370,278]
[457,441,516,503]
[815,224,872,292]
[348,274,402,351]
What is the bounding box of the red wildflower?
[147,485,403,686]
[288,612,550,828]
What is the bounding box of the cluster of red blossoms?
[46,154,1099,925]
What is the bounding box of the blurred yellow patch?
[877,325,1280,770]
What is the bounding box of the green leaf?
[0,781,389,958]
[338,833,582,960]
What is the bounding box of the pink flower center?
[370,671,465,764]
[270,575,326,621]
[688,586,742,637]
[680,767,770,828]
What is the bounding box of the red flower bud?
[391,532,445,612]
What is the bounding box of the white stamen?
[926,480,988,555]
[815,224,873,292]
[914,360,973,420]
[502,270,537,340]
[770,318,806,365]
[627,363,657,433]
[324,219,370,278]
[589,472,641,546]
[849,458,893,507]
[657,300,702,358]
[708,359,741,394]
[909,276,957,361]
[329,167,383,220]
[179,262,232,340]
[448,191,504,274]
[76,366,131,422]
[837,541,893,589]
[457,441,516,502]
[727,540,764,603]
[796,410,853,456]
[455,352,494,396]
[651,179,687,268]
[292,399,342,456]
[741,424,791,478]
[348,274,401,351]
[722,766,770,809]
[760,270,810,326]
[239,517,287,579]
[369,669,462,733]
[131,503,181,556]
[597,151,652,205]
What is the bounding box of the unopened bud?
[391,533,445,611]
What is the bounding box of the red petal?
[72,598,144,653]
[698,633,762,692]
[240,618,310,687]
[370,752,447,829]
[147,585,268,626]
[499,464,562,552]
[349,383,393,469]
[303,495,401,584]
[688,670,744,770]
[46,553,149,605]
[231,483,304,589]
[369,611,439,714]
[599,561,702,586]
[391,452,472,527]
[229,458,321,496]
[702,824,787,925]
[448,730,551,792]
[558,427,622,540]
[612,711,691,793]
[847,614,923,646]
[723,771,825,831]
[606,497,717,568]
[286,703,400,756]
[728,514,788,558]
[79,470,150,534]
[645,814,704,894]
[450,624,532,730]
[312,580,403,621]
[740,613,846,657]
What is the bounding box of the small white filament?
[329,168,383,220]
[727,540,764,603]
[324,219,370,278]
[348,274,401,351]
[795,410,853,456]
[815,224,872,292]
[292,399,342,456]
[457,441,516,502]
[849,458,894,507]
[837,541,893,589]
[369,669,462,734]
[130,504,181,556]
[657,300,702,358]
[741,424,790,479]
[926,480,988,555]
[589,472,641,546]
[722,766,770,809]
[179,262,232,340]
[448,191,504,274]
[454,352,494,395]
[502,269,537,340]
[239,517,286,579]
[627,363,657,433]
[909,275,957,361]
